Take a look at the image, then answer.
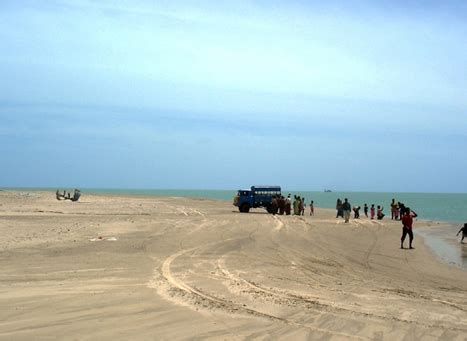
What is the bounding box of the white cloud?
[2,1,466,109]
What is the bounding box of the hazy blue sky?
[1,0,466,192]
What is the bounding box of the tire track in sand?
[272,215,284,231]
[150,237,369,340]
[354,219,378,270]
[149,237,288,322]
[216,254,466,333]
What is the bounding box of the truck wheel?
[266,205,274,214]
[240,203,250,213]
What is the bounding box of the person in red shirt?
[400,208,418,249]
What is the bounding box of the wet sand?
[417,223,467,270]
[0,191,466,340]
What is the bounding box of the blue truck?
[233,186,281,213]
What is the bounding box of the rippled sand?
[0,191,466,340]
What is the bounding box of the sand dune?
[0,191,466,340]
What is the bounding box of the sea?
[3,188,467,270]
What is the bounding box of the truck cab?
[233,186,281,213]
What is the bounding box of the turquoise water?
[5,187,465,224]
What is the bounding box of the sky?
[1,0,467,192]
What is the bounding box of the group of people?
[364,203,386,220]
[335,198,379,222]
[389,199,411,220]
[268,195,290,215]
[335,197,419,248]
[56,189,81,202]
[335,198,353,223]
[269,194,314,216]
[269,194,467,249]
[336,199,413,222]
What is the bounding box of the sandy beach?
[0,190,466,340]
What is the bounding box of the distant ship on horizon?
[324,189,332,193]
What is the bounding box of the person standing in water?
[456,223,467,243]
[363,203,368,218]
[401,207,418,249]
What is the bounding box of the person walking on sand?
[278,196,285,215]
[342,198,351,223]
[456,223,467,243]
[370,204,375,219]
[285,194,291,215]
[271,195,278,215]
[309,200,314,216]
[336,198,343,218]
[401,207,418,249]
[300,197,305,216]
[363,203,368,218]
[390,199,398,220]
[293,196,299,215]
